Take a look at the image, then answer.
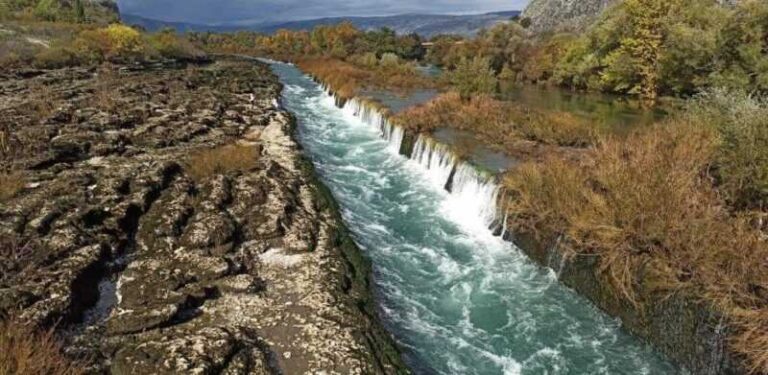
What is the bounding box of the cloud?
[117,0,530,24]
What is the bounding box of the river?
[268,61,676,375]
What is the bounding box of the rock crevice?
[0,59,406,374]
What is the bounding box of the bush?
[33,0,61,22]
[102,24,143,57]
[393,92,600,148]
[355,52,378,68]
[33,46,80,68]
[0,37,43,68]
[0,318,84,375]
[298,57,432,100]
[378,52,400,69]
[146,29,207,61]
[503,120,768,371]
[0,172,24,202]
[186,144,259,182]
[445,56,498,100]
[517,110,599,147]
[685,88,768,211]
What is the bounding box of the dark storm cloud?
[117,0,530,24]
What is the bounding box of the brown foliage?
[0,318,84,375]
[0,172,24,202]
[298,57,433,100]
[185,144,259,182]
[393,92,599,148]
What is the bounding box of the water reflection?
[498,83,675,133]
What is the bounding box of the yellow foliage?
[103,24,142,55]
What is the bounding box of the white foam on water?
[267,61,676,375]
[334,92,503,237]
[411,135,456,189]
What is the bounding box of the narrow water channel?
[268,61,676,375]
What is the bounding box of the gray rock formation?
[0,59,406,373]
[521,0,618,33]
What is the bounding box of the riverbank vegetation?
[209,4,768,370]
[502,90,768,373]
[392,92,598,149]
[297,55,434,100]
[1,1,206,71]
[434,0,767,101]
[0,317,84,375]
[191,24,434,98]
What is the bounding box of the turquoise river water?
[268,61,677,375]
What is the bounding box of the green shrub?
[685,88,768,211]
[378,52,400,68]
[146,29,206,61]
[445,56,497,100]
[33,0,61,21]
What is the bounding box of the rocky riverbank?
[0,59,406,374]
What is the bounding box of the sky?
[117,0,531,25]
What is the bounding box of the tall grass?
[297,57,434,100]
[185,144,259,183]
[503,119,768,372]
[0,318,84,375]
[393,92,600,149]
[0,172,24,202]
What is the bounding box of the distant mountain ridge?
[521,0,617,33]
[122,11,521,37]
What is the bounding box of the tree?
[74,0,85,23]
[34,0,61,21]
[446,56,498,100]
[711,1,768,94]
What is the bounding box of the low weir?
[335,91,504,231]
[311,77,745,374]
[264,58,752,374]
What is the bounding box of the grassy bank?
[1,21,206,70]
[297,57,435,100]
[392,92,599,149]
[501,90,768,373]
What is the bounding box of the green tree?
[686,88,768,210]
[74,0,86,23]
[603,0,679,101]
[34,0,61,21]
[711,1,768,94]
[446,56,498,100]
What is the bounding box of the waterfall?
[382,121,404,154]
[450,164,501,228]
[329,88,501,230]
[547,235,567,279]
[411,136,457,190]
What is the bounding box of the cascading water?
[269,61,676,375]
[411,136,456,191]
[448,164,501,229]
[337,94,505,231]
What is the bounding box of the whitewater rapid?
[268,61,675,375]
